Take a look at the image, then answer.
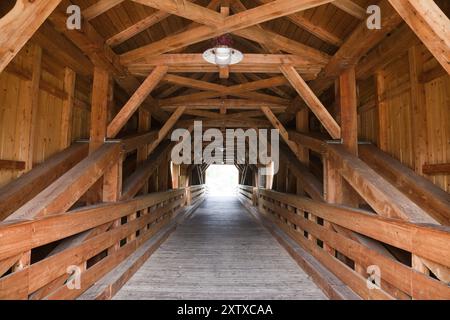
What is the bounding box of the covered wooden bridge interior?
[0,0,449,300]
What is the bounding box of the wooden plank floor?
[114,196,327,300]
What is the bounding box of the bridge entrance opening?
[205,165,239,197]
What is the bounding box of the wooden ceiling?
[1,0,448,131]
[65,0,373,102]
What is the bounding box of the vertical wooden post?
[408,45,428,175]
[172,163,180,189]
[89,67,110,153]
[340,68,358,155]
[22,44,42,172]
[276,160,286,192]
[295,108,309,195]
[60,68,76,149]
[159,156,169,191]
[137,109,151,193]
[104,157,124,251]
[87,67,111,204]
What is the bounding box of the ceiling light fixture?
[202,34,243,67]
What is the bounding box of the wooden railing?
[237,184,257,206]
[0,189,186,299]
[0,131,207,300]
[256,188,450,300]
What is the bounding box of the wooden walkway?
[114,196,327,300]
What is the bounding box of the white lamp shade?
[203,46,243,66]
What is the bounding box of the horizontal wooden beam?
[160,99,287,111]
[125,54,323,76]
[121,0,334,62]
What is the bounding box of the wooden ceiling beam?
[107,11,171,47]
[0,0,62,73]
[160,99,287,110]
[121,0,334,63]
[126,53,319,67]
[261,106,300,155]
[107,66,169,138]
[230,0,330,63]
[388,0,450,75]
[331,0,366,20]
[48,0,168,122]
[126,53,323,78]
[132,0,224,26]
[147,106,187,155]
[106,0,202,47]
[357,24,419,80]
[163,74,288,94]
[177,118,271,128]
[160,75,290,105]
[255,0,343,46]
[310,0,403,95]
[281,65,341,139]
[84,0,125,21]
[233,27,330,64]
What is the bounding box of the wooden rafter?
[159,75,290,106]
[280,65,341,139]
[121,0,334,63]
[160,99,287,110]
[107,66,169,138]
[261,106,300,156]
[147,106,187,156]
[388,0,450,75]
[254,0,343,46]
[310,0,403,95]
[48,0,168,122]
[83,0,125,21]
[332,0,366,20]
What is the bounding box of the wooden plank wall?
[0,43,90,188]
[358,43,450,192]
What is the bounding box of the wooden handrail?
[257,188,450,300]
[0,189,186,299]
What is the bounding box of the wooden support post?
[60,68,76,149]
[88,67,111,204]
[340,67,358,156]
[172,163,180,189]
[90,67,111,153]
[159,156,169,191]
[295,108,309,195]
[409,45,428,175]
[137,109,151,194]
[103,157,123,250]
[375,71,388,151]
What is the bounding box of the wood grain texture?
[114,197,327,300]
